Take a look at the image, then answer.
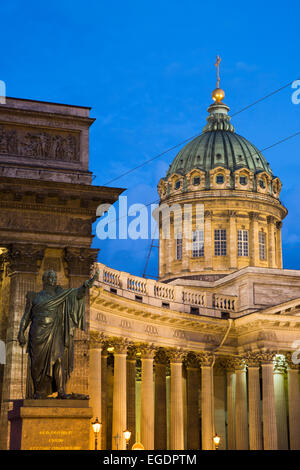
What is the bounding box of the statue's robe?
[25,286,85,397]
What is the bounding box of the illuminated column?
[89,345,102,423]
[261,352,277,450]
[154,350,168,450]
[186,354,200,449]
[234,358,249,450]
[112,340,128,450]
[246,353,262,450]
[141,346,155,450]
[274,356,288,449]
[169,350,185,450]
[127,347,137,450]
[204,210,213,270]
[224,359,236,450]
[267,216,276,268]
[249,212,259,266]
[199,353,214,450]
[229,211,237,269]
[286,353,300,449]
[276,221,283,268]
[101,345,108,450]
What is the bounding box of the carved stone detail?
[243,352,261,367]
[258,350,277,364]
[273,355,287,373]
[110,337,132,354]
[89,331,107,349]
[154,348,169,366]
[284,352,299,370]
[6,243,45,273]
[184,352,200,369]
[167,348,186,363]
[197,351,215,367]
[0,124,80,162]
[64,247,98,277]
[139,343,157,359]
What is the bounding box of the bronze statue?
[17,269,99,399]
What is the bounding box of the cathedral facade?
[89,86,300,451]
[0,82,300,450]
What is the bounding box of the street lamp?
[92,417,102,450]
[123,429,131,450]
[213,433,221,450]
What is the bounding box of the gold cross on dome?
[215,55,221,88]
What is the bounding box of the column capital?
[197,351,215,367]
[285,351,300,370]
[267,215,276,225]
[258,349,277,364]
[228,210,237,218]
[127,345,138,361]
[154,348,169,366]
[244,352,261,368]
[110,337,132,354]
[6,243,45,274]
[139,343,157,359]
[184,352,200,369]
[273,354,287,373]
[204,210,212,218]
[89,331,107,349]
[276,221,283,230]
[249,212,260,221]
[64,247,98,277]
[167,348,186,364]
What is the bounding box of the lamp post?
[92,417,102,450]
[123,429,131,450]
[213,433,221,450]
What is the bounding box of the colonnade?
[89,339,300,450]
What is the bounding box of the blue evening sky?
[1,1,299,277]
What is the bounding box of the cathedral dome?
[166,102,273,180]
[158,100,281,200]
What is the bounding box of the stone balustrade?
[213,294,238,312]
[96,263,238,317]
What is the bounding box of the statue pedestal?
[8,399,93,450]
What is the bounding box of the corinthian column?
[228,211,237,269]
[169,349,185,450]
[154,349,168,450]
[273,355,288,449]
[185,353,200,449]
[89,334,104,449]
[127,346,137,450]
[112,339,129,450]
[267,216,276,268]
[286,352,300,449]
[234,358,249,450]
[261,351,277,450]
[245,353,262,450]
[199,352,214,450]
[140,344,156,450]
[204,211,212,270]
[223,358,236,450]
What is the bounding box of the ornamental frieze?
[0,211,91,236]
[0,123,80,163]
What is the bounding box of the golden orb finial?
[212,55,225,102]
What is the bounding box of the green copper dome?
[166,102,273,179]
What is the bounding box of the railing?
[103,269,120,287]
[154,285,174,301]
[97,263,239,314]
[182,290,206,306]
[127,277,147,294]
[213,294,238,312]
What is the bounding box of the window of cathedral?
[259,179,266,189]
[192,176,200,186]
[174,180,181,190]
[216,174,224,184]
[192,230,204,257]
[214,229,227,256]
[237,229,249,256]
[259,231,267,260]
[190,306,199,315]
[239,175,248,186]
[176,234,183,260]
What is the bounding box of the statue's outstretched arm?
[17,292,34,347]
[77,270,99,299]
